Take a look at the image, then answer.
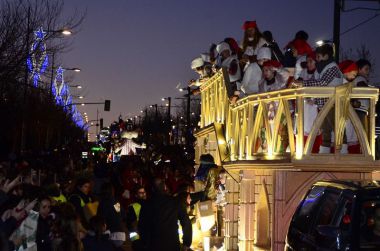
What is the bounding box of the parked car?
[285,180,380,251]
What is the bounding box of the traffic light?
[100,118,103,129]
[104,100,111,111]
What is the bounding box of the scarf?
[316,58,334,74]
[265,72,277,85]
[307,68,316,75]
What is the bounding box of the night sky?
[62,0,380,140]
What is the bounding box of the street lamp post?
[333,0,341,63]
[162,97,172,144]
[161,97,171,123]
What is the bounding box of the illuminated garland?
[27,27,49,87]
[71,105,85,128]
[52,66,64,105]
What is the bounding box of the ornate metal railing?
[199,70,379,162]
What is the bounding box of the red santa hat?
[288,39,312,55]
[339,60,358,74]
[306,51,316,61]
[263,60,282,69]
[242,21,257,30]
[224,37,240,55]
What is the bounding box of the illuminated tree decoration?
[71,106,85,128]
[52,66,65,105]
[27,27,49,87]
[65,95,73,110]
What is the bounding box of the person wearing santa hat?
[224,37,242,58]
[339,60,369,154]
[339,60,358,83]
[298,52,316,81]
[216,41,241,101]
[239,47,272,96]
[240,20,268,66]
[339,60,359,152]
[283,30,310,68]
[288,39,313,80]
[292,44,344,154]
[295,52,322,153]
[258,60,290,152]
[259,60,289,93]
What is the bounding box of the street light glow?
[316,40,324,46]
[73,68,81,72]
[81,103,85,106]
[68,84,82,89]
[61,29,72,36]
[161,98,165,101]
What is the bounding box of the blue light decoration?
[51,67,84,129]
[71,107,85,128]
[27,27,49,87]
[52,66,65,105]
[60,83,70,111]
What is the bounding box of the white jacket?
[240,62,262,94]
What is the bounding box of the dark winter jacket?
[138,193,192,251]
[68,189,92,224]
[82,232,117,251]
[36,216,53,251]
[96,197,127,233]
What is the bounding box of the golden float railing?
[199,69,379,162]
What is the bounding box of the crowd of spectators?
[0,146,198,251]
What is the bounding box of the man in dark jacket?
[96,182,127,247]
[138,178,192,251]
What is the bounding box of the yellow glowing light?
[61,29,72,35]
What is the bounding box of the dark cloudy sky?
[62,0,380,140]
